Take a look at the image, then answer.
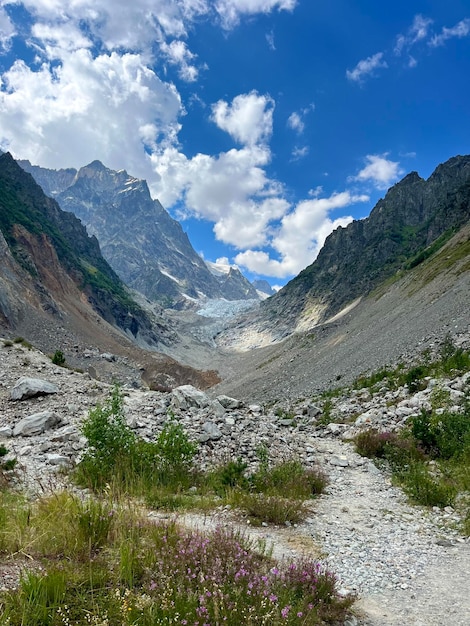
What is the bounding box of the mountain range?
[1,151,469,395]
[18,159,260,307]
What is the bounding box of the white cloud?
[395,15,433,56]
[430,18,470,47]
[351,154,403,189]
[287,103,314,134]
[0,6,16,51]
[235,191,369,278]
[290,146,309,161]
[266,30,275,50]
[149,143,289,248]
[346,52,387,83]
[211,91,274,145]
[160,39,202,82]
[215,0,297,29]
[287,111,304,134]
[0,49,182,174]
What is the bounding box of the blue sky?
[0,1,469,288]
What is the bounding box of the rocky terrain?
[18,159,259,307]
[1,337,469,625]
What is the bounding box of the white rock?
[13,411,60,437]
[10,377,59,401]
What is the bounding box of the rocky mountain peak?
[19,160,259,308]
[253,154,470,339]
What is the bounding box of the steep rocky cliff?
[259,155,470,336]
[0,152,165,345]
[19,160,259,307]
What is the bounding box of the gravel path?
[172,437,469,626]
[310,439,470,625]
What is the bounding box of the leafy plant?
[51,349,66,366]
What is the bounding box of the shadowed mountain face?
[0,152,157,342]
[0,152,220,390]
[19,159,259,308]
[258,155,470,338]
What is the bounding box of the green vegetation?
[354,389,470,518]
[0,388,346,625]
[0,491,352,625]
[74,386,327,525]
[51,350,66,366]
[353,334,470,392]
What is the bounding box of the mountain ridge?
[18,159,259,307]
[256,154,470,339]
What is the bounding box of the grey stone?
[171,385,211,409]
[216,395,244,409]
[46,453,71,466]
[330,454,349,467]
[10,377,59,401]
[0,426,12,438]
[13,411,60,436]
[201,421,222,441]
[211,399,226,418]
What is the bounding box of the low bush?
[239,493,309,525]
[75,386,197,494]
[0,495,354,625]
[51,349,66,366]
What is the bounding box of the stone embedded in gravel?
[216,395,244,409]
[46,453,71,466]
[13,411,60,436]
[199,421,223,441]
[10,377,59,401]
[330,454,349,467]
[0,426,12,438]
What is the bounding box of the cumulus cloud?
[429,18,470,47]
[346,52,387,83]
[235,191,369,278]
[0,49,182,174]
[215,0,297,29]
[149,142,289,249]
[160,39,202,82]
[351,154,403,189]
[211,91,274,145]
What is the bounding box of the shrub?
[355,429,398,458]
[153,415,198,483]
[398,462,457,508]
[252,459,327,500]
[51,349,66,366]
[209,458,250,495]
[76,386,197,494]
[239,493,309,525]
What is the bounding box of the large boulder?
[171,385,211,410]
[10,377,59,401]
[13,411,60,437]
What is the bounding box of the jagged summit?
[19,159,259,308]
[239,154,470,341]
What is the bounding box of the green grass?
[354,386,470,530]
[0,491,353,625]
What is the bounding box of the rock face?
[259,155,470,336]
[0,152,161,346]
[19,160,259,308]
